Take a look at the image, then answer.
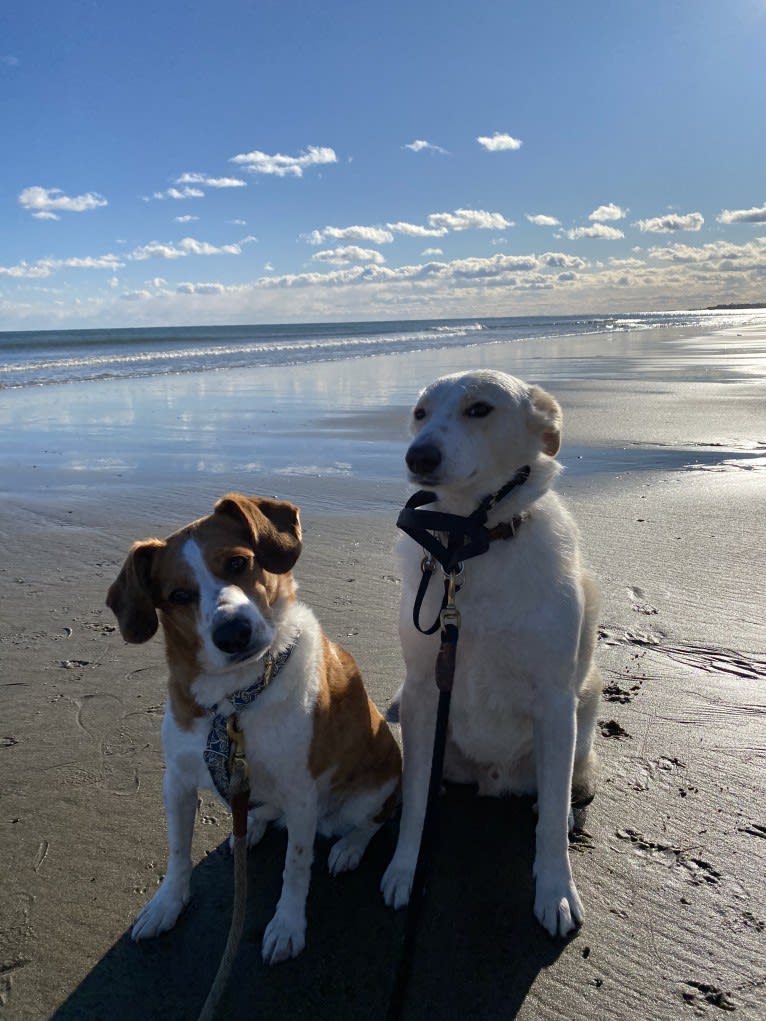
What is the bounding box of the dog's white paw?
[131,882,189,941]
[328,835,364,875]
[262,909,306,965]
[533,872,583,938]
[381,860,415,909]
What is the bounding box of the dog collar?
[203,634,300,801]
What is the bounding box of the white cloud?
[567,223,624,240]
[526,213,561,227]
[311,246,386,266]
[588,203,627,222]
[648,237,766,264]
[175,172,246,188]
[174,215,199,223]
[387,221,448,238]
[129,237,244,260]
[0,254,123,278]
[56,255,125,270]
[0,261,52,279]
[230,145,337,177]
[717,202,766,225]
[422,247,443,256]
[634,212,704,233]
[428,208,514,231]
[477,132,523,151]
[260,249,586,290]
[307,225,394,245]
[176,282,228,295]
[147,186,205,201]
[404,139,448,154]
[541,252,587,269]
[19,186,108,216]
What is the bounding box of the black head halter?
[396,464,531,575]
[396,464,531,634]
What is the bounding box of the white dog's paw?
[381,859,415,909]
[131,882,190,941]
[262,909,306,965]
[328,835,364,875]
[533,872,584,938]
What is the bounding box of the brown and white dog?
[107,493,401,964]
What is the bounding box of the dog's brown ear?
[215,493,303,574]
[527,385,562,457]
[106,539,165,643]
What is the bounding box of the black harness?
[387,464,531,1020]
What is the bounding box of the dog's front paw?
[262,909,306,965]
[328,835,364,875]
[131,881,190,941]
[533,872,583,938]
[381,859,415,909]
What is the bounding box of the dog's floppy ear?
[106,539,165,643]
[215,493,303,575]
[527,385,562,457]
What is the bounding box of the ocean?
[3,309,765,390]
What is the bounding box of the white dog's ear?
[527,385,562,457]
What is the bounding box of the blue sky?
[2,0,766,330]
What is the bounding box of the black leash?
[386,466,530,1021]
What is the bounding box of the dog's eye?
[168,588,196,606]
[227,555,249,575]
[413,407,427,421]
[465,402,493,418]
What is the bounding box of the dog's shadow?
[52,789,571,1021]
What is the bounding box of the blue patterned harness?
[203,637,299,801]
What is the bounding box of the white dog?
[107,493,401,963]
[380,370,601,937]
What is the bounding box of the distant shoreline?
[706,302,766,310]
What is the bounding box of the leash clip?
[440,569,463,632]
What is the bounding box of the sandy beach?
[1,322,765,1020]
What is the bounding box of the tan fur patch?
[309,636,401,814]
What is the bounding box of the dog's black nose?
[406,441,442,477]
[213,617,253,655]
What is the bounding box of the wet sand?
[1,324,765,1019]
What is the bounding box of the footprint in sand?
[51,693,152,796]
